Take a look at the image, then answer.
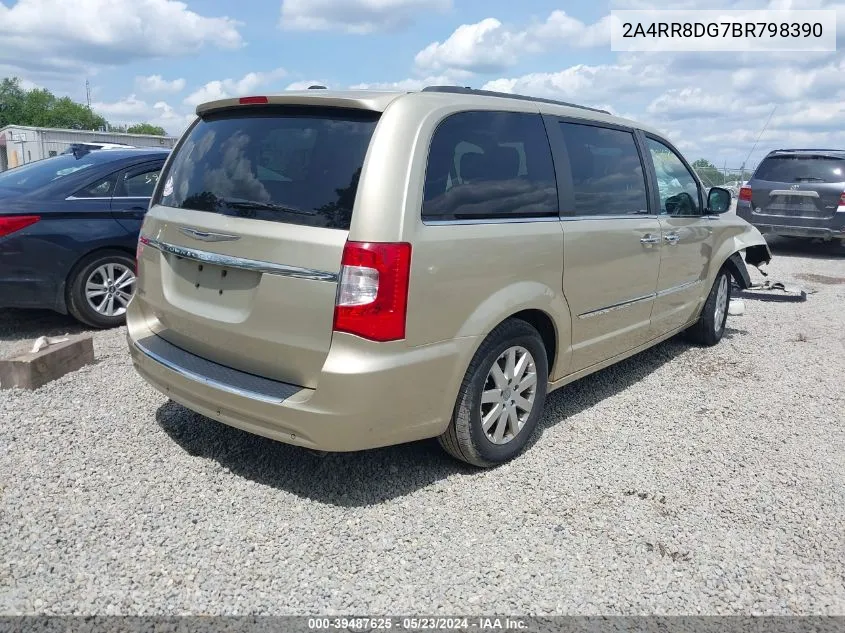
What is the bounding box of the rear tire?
[67,250,136,329]
[686,268,731,346]
[438,319,549,467]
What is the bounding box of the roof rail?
[769,148,845,153]
[421,85,611,115]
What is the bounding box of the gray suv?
[737,149,845,244]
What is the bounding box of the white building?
[0,125,179,171]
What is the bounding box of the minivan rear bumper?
[128,317,473,452]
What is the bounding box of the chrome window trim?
[561,213,658,221]
[133,339,288,404]
[422,216,561,226]
[65,195,151,201]
[143,237,339,283]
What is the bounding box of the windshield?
[156,106,380,230]
[0,153,103,190]
[754,155,845,183]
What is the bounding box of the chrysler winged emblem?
[178,226,240,242]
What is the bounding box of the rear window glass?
[0,152,105,190]
[156,107,380,230]
[754,155,845,183]
[422,111,559,221]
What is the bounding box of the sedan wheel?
[85,262,135,318]
[67,250,137,329]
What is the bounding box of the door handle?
[640,234,660,245]
[663,232,680,245]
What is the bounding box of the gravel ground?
[1,237,844,615]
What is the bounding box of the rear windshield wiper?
[794,177,825,182]
[218,197,309,215]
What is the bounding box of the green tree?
[692,158,724,187]
[126,122,167,136]
[0,77,27,127]
[0,76,107,131]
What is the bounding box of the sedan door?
[545,118,662,373]
[110,161,164,233]
[642,135,715,338]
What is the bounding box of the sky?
[0,0,843,168]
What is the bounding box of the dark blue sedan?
[0,148,170,328]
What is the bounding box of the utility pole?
[85,80,91,110]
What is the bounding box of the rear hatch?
[136,103,381,388]
[749,153,845,220]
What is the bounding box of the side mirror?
[708,187,732,214]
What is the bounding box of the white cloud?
[0,0,243,74]
[183,69,288,107]
[90,94,193,135]
[415,11,610,74]
[135,75,186,94]
[280,0,451,34]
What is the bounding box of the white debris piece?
[728,299,745,316]
[30,335,70,354]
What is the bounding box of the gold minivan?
[127,86,772,466]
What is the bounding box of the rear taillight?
[739,186,752,202]
[333,241,412,342]
[0,215,40,238]
[838,191,845,210]
[239,96,269,104]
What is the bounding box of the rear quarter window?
[155,106,380,230]
[422,111,559,222]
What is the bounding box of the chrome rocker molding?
[578,280,703,319]
[142,237,339,283]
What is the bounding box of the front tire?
[67,250,136,329]
[686,268,731,346]
[439,319,549,467]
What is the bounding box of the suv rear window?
[753,154,845,183]
[156,106,380,230]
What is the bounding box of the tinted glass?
[559,122,649,216]
[123,168,161,197]
[0,153,106,190]
[754,155,845,183]
[646,137,701,216]
[156,107,380,230]
[74,174,117,198]
[422,111,558,221]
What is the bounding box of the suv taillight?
[838,191,845,209]
[739,186,752,202]
[333,241,412,342]
[0,215,40,238]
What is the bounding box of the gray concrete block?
[0,336,95,390]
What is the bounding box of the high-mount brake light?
[239,96,269,104]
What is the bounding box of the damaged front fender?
[732,225,773,268]
[712,222,773,290]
